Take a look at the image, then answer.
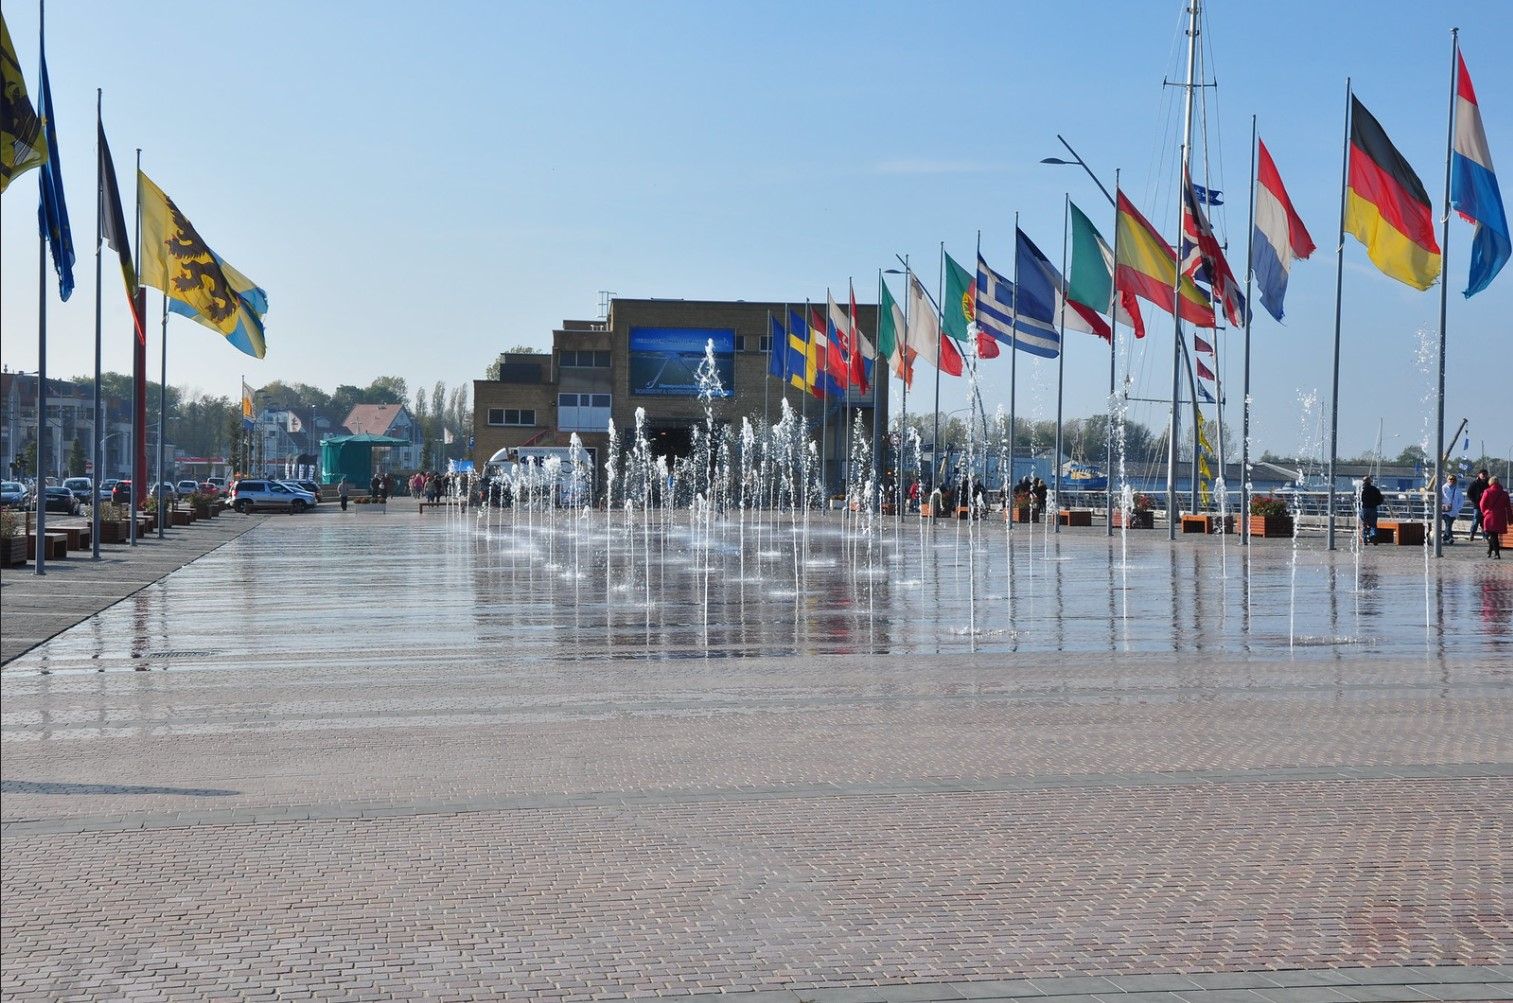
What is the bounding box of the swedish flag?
[138,170,267,358]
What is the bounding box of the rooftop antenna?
[597,290,616,321]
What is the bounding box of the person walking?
[1359,474,1383,546]
[1466,469,1490,541]
[1478,475,1509,559]
[1032,476,1048,521]
[1440,474,1465,544]
[338,476,350,512]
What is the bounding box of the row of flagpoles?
[761,27,1505,554]
[2,4,269,574]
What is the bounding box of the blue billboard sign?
[628,327,735,397]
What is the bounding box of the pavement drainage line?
[608,966,1513,1002]
[0,516,268,670]
[2,763,1507,837]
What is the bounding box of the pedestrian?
[1032,476,1048,519]
[370,472,381,501]
[1440,474,1465,544]
[1359,474,1383,546]
[1466,469,1490,541]
[338,476,350,512]
[1478,475,1509,559]
[380,472,392,504]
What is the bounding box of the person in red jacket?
[1478,475,1510,559]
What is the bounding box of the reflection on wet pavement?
[5,510,1509,675]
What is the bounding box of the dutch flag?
[1250,140,1315,323]
[1452,52,1510,298]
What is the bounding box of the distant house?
[341,404,420,471]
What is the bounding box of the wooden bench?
[1374,519,1425,546]
[26,533,69,560]
[1059,509,1092,527]
[1180,513,1214,534]
[55,525,91,551]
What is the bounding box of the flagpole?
[1107,170,1121,537]
[898,259,911,520]
[1169,0,1200,541]
[157,292,167,538]
[933,243,944,495]
[1054,195,1068,534]
[1327,78,1353,552]
[33,2,49,575]
[1009,213,1019,525]
[1241,116,1257,544]
[36,178,49,576]
[92,89,103,560]
[870,284,883,513]
[1433,29,1459,560]
[131,148,142,547]
[764,309,772,435]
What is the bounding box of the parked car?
[176,479,202,498]
[199,480,222,497]
[63,477,96,504]
[229,479,317,514]
[0,481,30,508]
[150,482,179,505]
[205,476,227,494]
[43,486,80,515]
[283,479,323,503]
[110,480,133,505]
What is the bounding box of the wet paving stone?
[1,512,1508,999]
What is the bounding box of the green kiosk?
[319,433,412,486]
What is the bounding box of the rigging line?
[1144,0,1189,211]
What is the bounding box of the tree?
[13,440,36,478]
[366,376,408,404]
[68,438,86,477]
[1394,444,1428,466]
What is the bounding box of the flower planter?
[193,503,211,520]
[0,536,23,567]
[1249,514,1295,538]
[1112,509,1154,529]
[1010,508,1041,524]
[170,509,192,527]
[98,520,129,544]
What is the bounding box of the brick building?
[473,298,886,494]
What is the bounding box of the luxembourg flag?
[1250,140,1316,323]
[1451,52,1510,298]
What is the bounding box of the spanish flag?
[1114,190,1215,338]
[1345,96,1441,290]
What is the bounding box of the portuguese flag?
[1345,96,1441,290]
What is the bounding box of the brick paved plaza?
[2,509,1509,1001]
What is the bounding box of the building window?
[487,408,536,427]
[558,393,612,432]
[560,350,611,369]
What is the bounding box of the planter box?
[1010,508,1042,524]
[0,536,24,567]
[193,504,212,520]
[1059,509,1093,527]
[170,509,192,527]
[1249,514,1295,538]
[1112,510,1154,529]
[98,520,129,544]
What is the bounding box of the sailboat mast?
[1167,0,1201,539]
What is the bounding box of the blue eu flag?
[36,46,74,301]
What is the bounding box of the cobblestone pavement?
[1,515,1509,1000]
[0,509,266,665]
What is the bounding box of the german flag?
[1345,96,1441,290]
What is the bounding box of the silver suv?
[230,479,317,514]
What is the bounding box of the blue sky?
[2,0,1509,459]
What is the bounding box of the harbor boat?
[1061,460,1108,492]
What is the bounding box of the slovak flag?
[1250,140,1316,323]
[1451,52,1509,297]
